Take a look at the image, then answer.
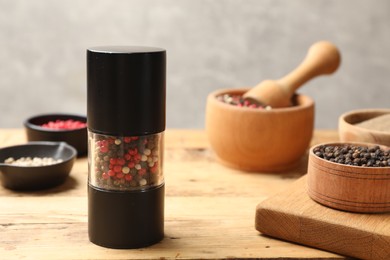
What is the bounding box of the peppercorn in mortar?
[217,94,272,109]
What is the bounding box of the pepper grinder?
[87,46,166,249]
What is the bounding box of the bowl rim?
[24,113,87,133]
[309,141,390,171]
[339,108,390,135]
[0,141,77,168]
[207,87,314,113]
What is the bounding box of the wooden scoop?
[243,41,341,108]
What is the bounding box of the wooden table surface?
[0,128,349,259]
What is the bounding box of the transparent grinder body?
[89,132,164,192]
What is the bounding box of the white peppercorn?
[4,157,63,167]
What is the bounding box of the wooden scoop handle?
[244,41,341,108]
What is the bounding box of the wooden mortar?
[205,88,314,172]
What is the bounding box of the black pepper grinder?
[87,46,166,249]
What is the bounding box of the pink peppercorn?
[102,172,109,179]
[128,162,135,168]
[110,158,117,165]
[128,148,137,155]
[138,168,146,176]
[117,158,126,166]
[100,146,108,153]
[151,165,158,174]
[41,119,87,130]
[113,165,122,173]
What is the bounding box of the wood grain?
[256,177,390,260]
[0,129,346,259]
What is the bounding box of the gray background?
[0,0,389,129]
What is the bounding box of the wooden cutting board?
[255,176,390,260]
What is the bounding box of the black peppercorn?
[313,144,390,167]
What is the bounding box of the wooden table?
[0,129,348,259]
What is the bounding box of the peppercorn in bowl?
[307,142,390,213]
[0,142,77,190]
[24,113,87,156]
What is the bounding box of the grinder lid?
[87,46,166,136]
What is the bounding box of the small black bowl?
[0,142,77,190]
[24,114,87,156]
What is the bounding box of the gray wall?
[0,0,389,129]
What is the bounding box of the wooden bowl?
[339,109,390,146]
[205,88,314,172]
[307,142,390,213]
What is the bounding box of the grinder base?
[88,184,164,249]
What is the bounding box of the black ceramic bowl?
[0,142,77,190]
[24,114,87,156]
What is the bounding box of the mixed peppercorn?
[313,144,390,167]
[89,133,163,191]
[217,94,271,109]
